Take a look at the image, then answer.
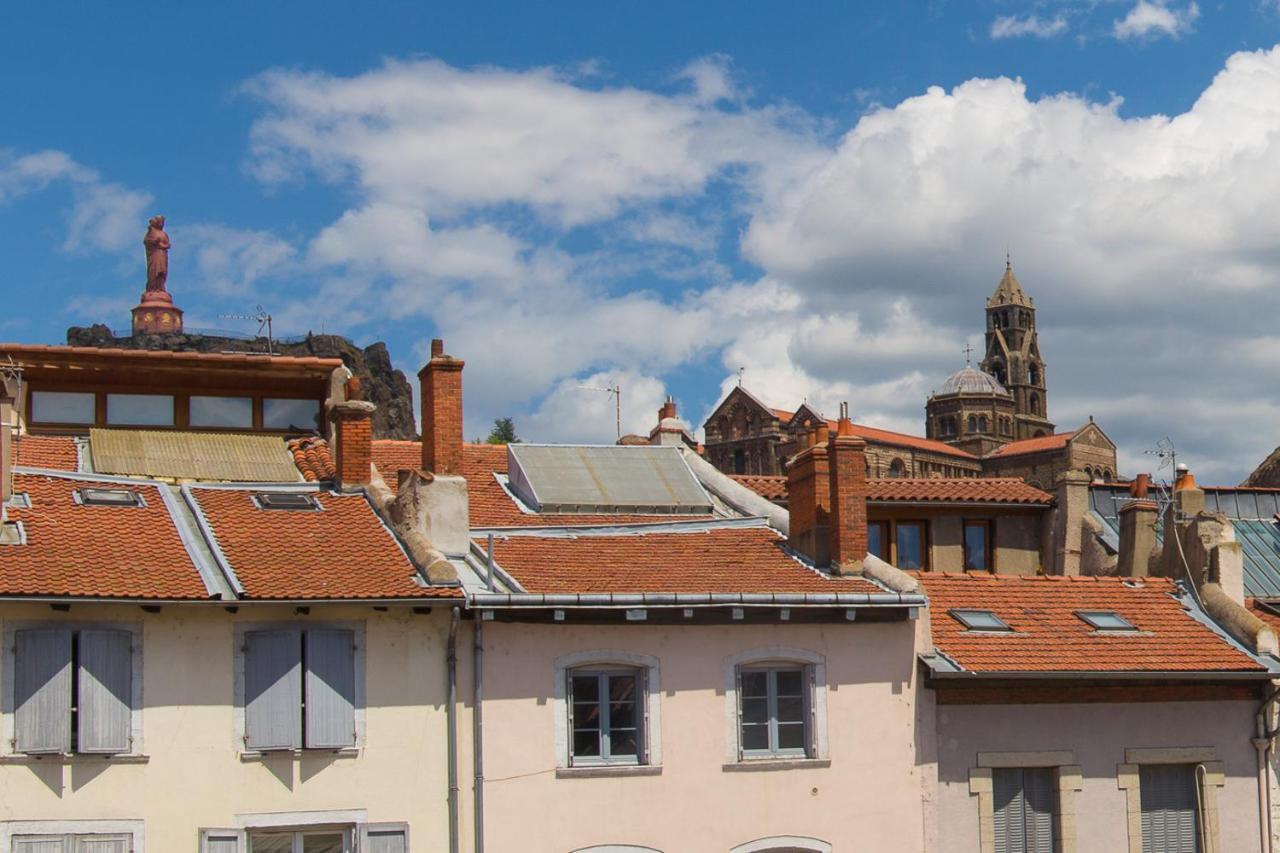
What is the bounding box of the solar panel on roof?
[506,444,713,515]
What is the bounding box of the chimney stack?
[0,372,19,527]
[827,403,868,575]
[331,400,375,491]
[1117,499,1158,577]
[658,397,677,421]
[419,339,465,475]
[787,426,831,566]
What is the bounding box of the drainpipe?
[473,612,485,853]
[1255,683,1280,853]
[447,606,460,853]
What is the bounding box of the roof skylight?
[77,488,144,508]
[254,492,320,511]
[1076,610,1137,631]
[949,608,1013,632]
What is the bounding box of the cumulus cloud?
[1113,1,1199,40]
[990,15,1069,39]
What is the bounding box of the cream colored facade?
[0,602,455,852]
[461,618,929,853]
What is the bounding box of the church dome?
[935,367,1011,397]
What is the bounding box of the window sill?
[722,757,831,773]
[0,753,150,765]
[240,747,360,762]
[556,764,663,779]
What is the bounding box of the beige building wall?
[935,699,1263,853]
[0,602,455,852]
[464,619,927,853]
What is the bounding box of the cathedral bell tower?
[980,260,1054,440]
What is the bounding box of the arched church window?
[978,416,988,433]
[1103,469,1113,481]
[1029,365,1040,386]
[992,364,1006,385]
[1030,393,1040,415]
[966,415,976,433]
[734,449,746,475]
[888,458,906,478]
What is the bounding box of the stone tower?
[980,261,1054,440]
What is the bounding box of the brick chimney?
[419,339,465,475]
[331,400,375,491]
[787,426,831,566]
[827,403,868,575]
[0,373,16,525]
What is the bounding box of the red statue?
[143,215,170,293]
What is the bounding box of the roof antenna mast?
[218,305,275,355]
[577,383,622,440]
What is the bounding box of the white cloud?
[990,15,1069,40]
[1113,1,1199,40]
[522,370,669,444]
[63,181,153,254]
[178,224,298,299]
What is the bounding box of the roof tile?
[730,474,1052,506]
[14,435,79,471]
[987,432,1075,458]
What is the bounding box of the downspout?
[473,612,485,853]
[1255,683,1280,853]
[447,606,460,853]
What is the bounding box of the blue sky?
[4,1,1280,482]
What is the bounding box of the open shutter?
[1139,764,1199,853]
[244,629,302,751]
[305,628,357,748]
[12,838,69,853]
[74,836,132,853]
[78,629,133,754]
[1022,767,1056,853]
[360,823,409,853]
[14,628,72,754]
[199,829,245,853]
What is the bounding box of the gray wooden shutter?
[1140,764,1199,853]
[993,768,1026,853]
[305,628,356,748]
[199,828,244,853]
[360,823,408,853]
[244,629,302,750]
[77,629,133,754]
[12,838,69,853]
[14,628,72,754]
[1022,767,1056,853]
[74,836,132,853]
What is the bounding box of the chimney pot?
[431,339,444,358]
[1130,473,1150,499]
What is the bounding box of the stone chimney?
[1117,499,1158,577]
[649,396,692,448]
[331,400,375,492]
[787,426,831,566]
[827,404,868,576]
[419,339,465,475]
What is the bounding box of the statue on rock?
[131,214,184,336]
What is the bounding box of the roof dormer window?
[1076,610,1137,631]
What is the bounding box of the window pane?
[609,728,638,757]
[867,523,885,560]
[741,722,769,751]
[106,393,174,426]
[249,833,295,853]
[31,391,95,424]
[776,696,805,725]
[572,728,601,757]
[263,398,321,431]
[777,721,806,751]
[190,395,253,428]
[774,669,803,696]
[741,695,769,725]
[964,523,989,571]
[302,834,345,853]
[573,701,601,730]
[896,523,925,569]
[571,674,599,703]
[740,671,768,698]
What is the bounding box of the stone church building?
[703,262,1119,490]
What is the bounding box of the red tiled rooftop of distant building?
[483,525,881,595]
[14,435,78,471]
[918,572,1261,673]
[189,487,459,600]
[372,440,716,529]
[769,408,977,460]
[987,432,1075,458]
[730,475,1052,506]
[0,474,210,599]
[287,437,335,482]
[1248,599,1280,635]
[731,475,789,502]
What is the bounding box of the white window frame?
[553,651,661,770]
[567,667,644,767]
[0,620,145,759]
[723,648,828,765]
[202,810,407,853]
[232,622,366,757]
[737,666,809,759]
[0,819,145,853]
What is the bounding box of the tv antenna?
[578,383,622,440]
[1145,436,1177,474]
[737,366,746,387]
[219,305,275,354]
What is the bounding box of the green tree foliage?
[486,417,519,444]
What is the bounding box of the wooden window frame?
[867,521,890,561]
[893,520,930,571]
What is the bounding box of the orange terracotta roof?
[0,474,210,599]
[1248,599,1280,634]
[14,435,79,471]
[729,475,1052,506]
[987,432,1075,458]
[846,422,976,459]
[372,440,715,528]
[0,343,342,369]
[188,487,460,600]
[483,525,881,595]
[287,437,335,482]
[770,408,795,423]
[919,573,1262,673]
[731,474,789,502]
[868,478,1053,505]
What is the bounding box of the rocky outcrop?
[66,324,417,440]
[1243,446,1280,487]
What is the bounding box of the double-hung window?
[568,668,642,765]
[11,626,135,755]
[738,666,810,759]
[242,627,358,752]
[992,767,1057,853]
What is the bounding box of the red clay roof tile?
[189,487,459,600]
[484,525,881,595]
[987,432,1075,458]
[0,474,210,599]
[731,474,789,502]
[730,474,1052,506]
[14,435,79,471]
[287,437,336,482]
[919,572,1261,673]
